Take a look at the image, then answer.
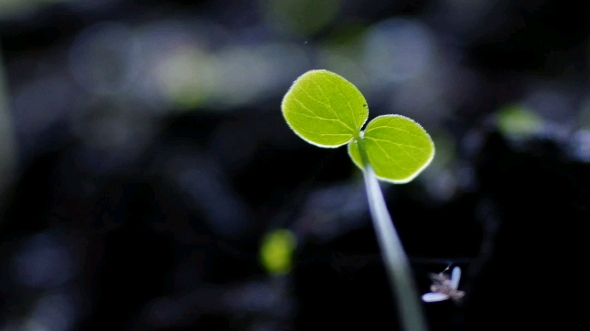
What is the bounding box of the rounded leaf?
[348,115,435,183]
[282,70,368,147]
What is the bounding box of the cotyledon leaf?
[348,115,435,183]
[281,70,368,147]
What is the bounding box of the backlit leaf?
[348,115,435,183]
[282,70,368,147]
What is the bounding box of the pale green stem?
[357,139,428,331]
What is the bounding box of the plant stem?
[357,139,428,331]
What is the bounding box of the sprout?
[281,70,436,331]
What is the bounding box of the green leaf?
[260,229,297,275]
[282,69,368,147]
[348,115,435,183]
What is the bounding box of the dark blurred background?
[0,1,588,330]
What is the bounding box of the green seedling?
[282,70,435,331]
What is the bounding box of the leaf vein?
[372,142,412,171]
[367,138,423,163]
[318,74,359,129]
[308,78,355,133]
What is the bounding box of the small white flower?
[422,266,465,303]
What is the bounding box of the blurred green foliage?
[497,104,544,139]
[261,0,342,36]
[260,229,297,275]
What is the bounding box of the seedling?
[282,70,434,183]
[422,266,465,303]
[282,70,435,331]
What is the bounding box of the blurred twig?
[0,49,17,205]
